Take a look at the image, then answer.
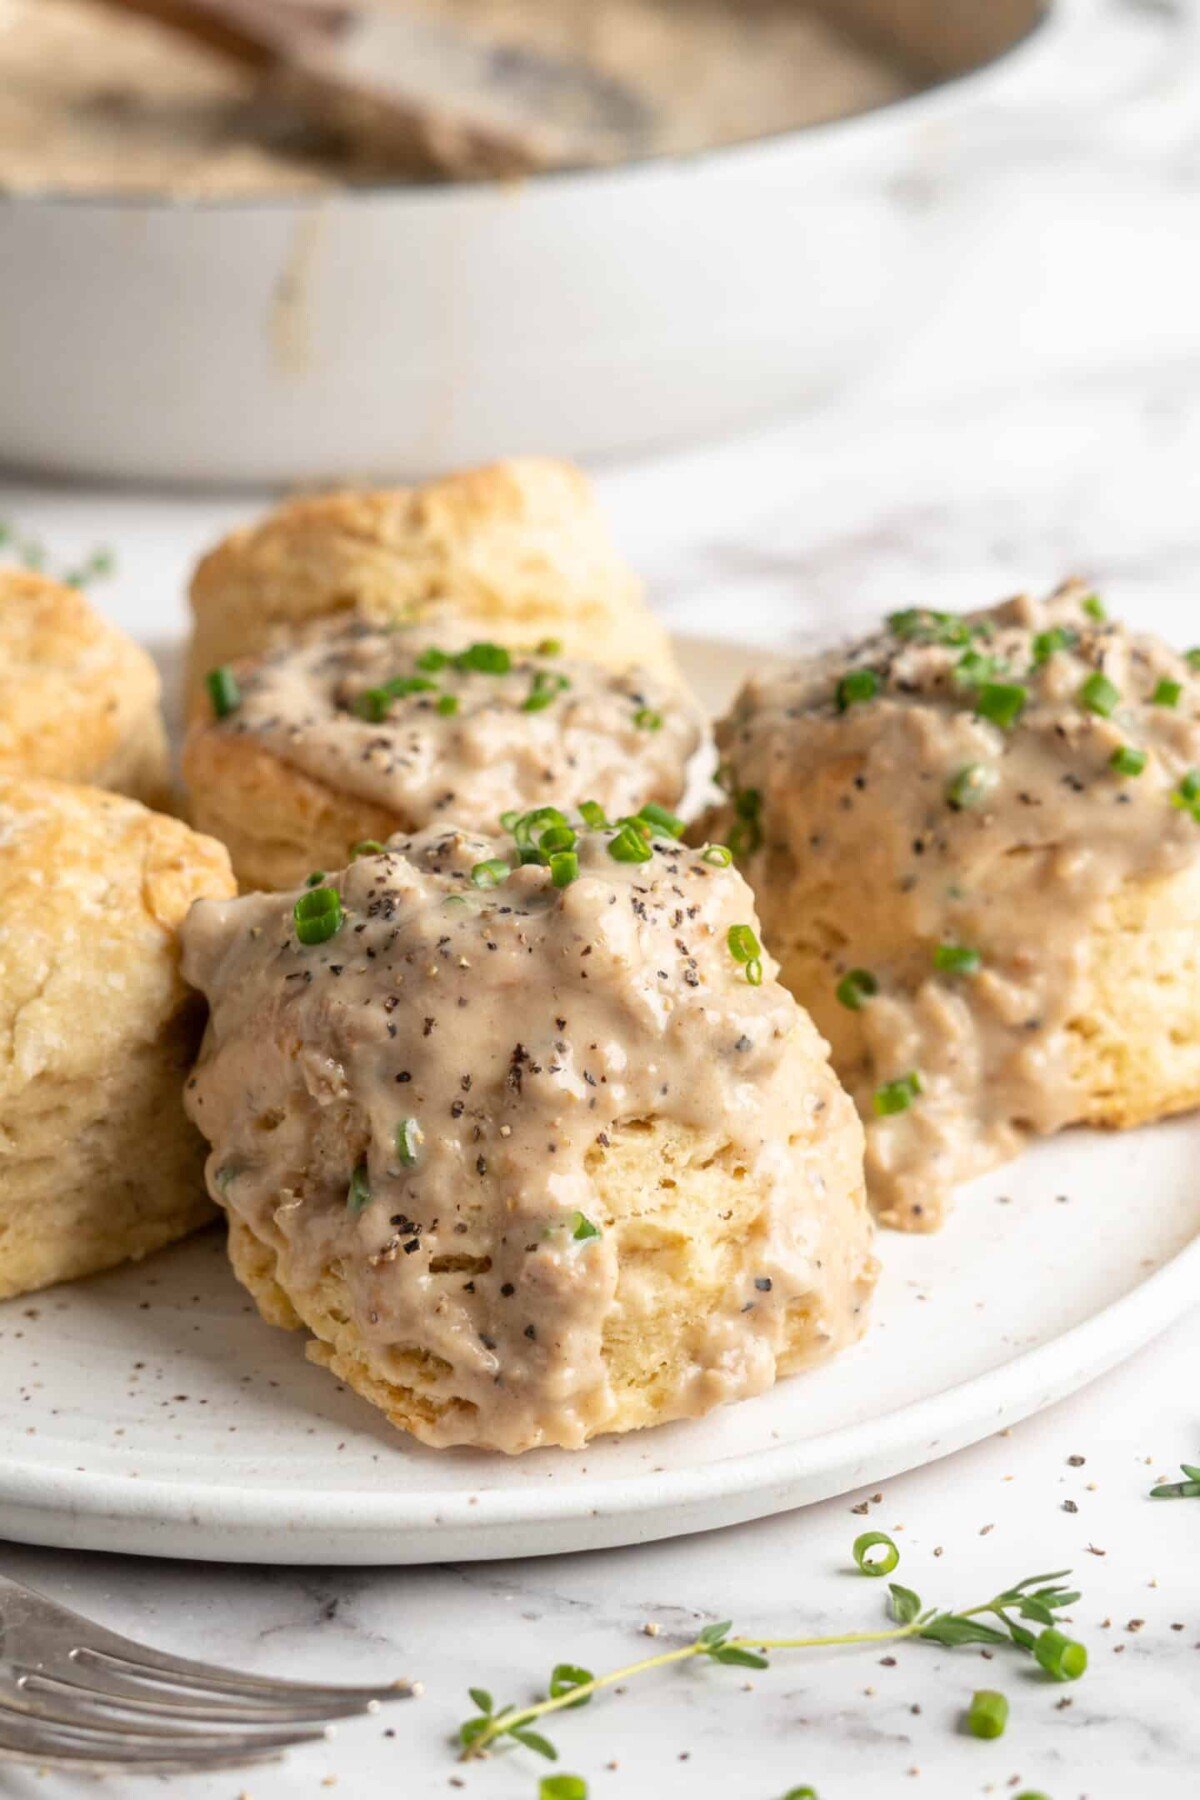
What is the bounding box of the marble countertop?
[3,0,1200,1793]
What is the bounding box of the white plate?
[1,634,1197,1565]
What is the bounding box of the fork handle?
[96,0,351,70]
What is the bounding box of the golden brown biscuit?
[186,457,677,709]
[182,823,874,1453]
[0,567,170,806]
[702,582,1200,1230]
[183,621,702,891]
[0,778,235,1299]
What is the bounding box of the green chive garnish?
[852,1531,899,1577]
[354,686,393,722]
[702,844,732,867]
[836,668,878,710]
[570,1211,601,1242]
[350,839,386,858]
[347,1162,371,1211]
[727,924,762,984]
[608,824,652,863]
[471,859,510,889]
[1171,770,1200,818]
[437,693,459,717]
[888,608,971,647]
[1152,678,1182,708]
[395,1117,423,1167]
[637,802,685,839]
[965,1690,1009,1740]
[946,763,996,810]
[205,665,241,719]
[550,851,579,888]
[1032,625,1078,664]
[836,968,877,1010]
[1110,745,1146,777]
[499,810,521,832]
[1187,648,1200,671]
[1082,593,1106,622]
[417,647,450,671]
[579,801,608,830]
[539,824,577,857]
[976,681,1028,731]
[933,943,981,975]
[305,870,326,887]
[873,1071,922,1116]
[1033,1628,1087,1682]
[455,641,511,674]
[522,688,556,712]
[729,787,763,857]
[1078,671,1120,716]
[294,885,342,945]
[633,707,663,731]
[952,649,998,689]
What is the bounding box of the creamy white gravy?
[181,823,874,1451]
[711,583,1200,1228]
[204,620,700,834]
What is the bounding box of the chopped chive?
[539,1777,588,1800]
[347,1162,371,1212]
[852,1531,900,1577]
[354,686,393,722]
[1032,625,1078,664]
[540,824,577,856]
[579,800,608,830]
[536,638,563,657]
[637,801,685,839]
[1082,593,1106,622]
[294,885,342,945]
[1152,678,1182,708]
[1109,745,1146,777]
[729,787,763,857]
[1171,770,1200,818]
[550,851,579,888]
[570,1211,601,1242]
[633,707,663,731]
[702,843,733,867]
[1033,1628,1087,1682]
[965,1690,1009,1740]
[933,943,981,975]
[836,668,879,710]
[745,957,763,986]
[952,649,999,689]
[437,693,459,717]
[522,687,557,712]
[1187,648,1200,671]
[727,923,761,966]
[471,859,510,889]
[836,968,877,1010]
[608,823,652,863]
[395,1118,423,1167]
[455,641,511,674]
[873,1071,922,1116]
[946,763,996,810]
[416,646,450,671]
[499,810,522,832]
[888,608,971,647]
[976,681,1028,731]
[305,870,326,887]
[1078,671,1120,716]
[205,665,241,719]
[350,839,386,858]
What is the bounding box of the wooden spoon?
[100,0,655,178]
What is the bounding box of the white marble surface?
[4,0,1200,1792]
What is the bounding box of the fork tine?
[20,1666,388,1726]
[0,1708,299,1774]
[2,1686,329,1751]
[74,1645,410,1708]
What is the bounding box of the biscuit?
[186,458,677,708]
[183,822,874,1452]
[0,568,170,806]
[0,778,235,1298]
[703,583,1200,1229]
[182,622,701,891]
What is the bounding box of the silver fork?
[0,1572,416,1774]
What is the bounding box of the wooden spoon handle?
[96,0,349,70]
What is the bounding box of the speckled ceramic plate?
[1,636,1197,1565]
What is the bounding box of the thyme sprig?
[456,1558,1085,1762]
[1151,1460,1200,1499]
